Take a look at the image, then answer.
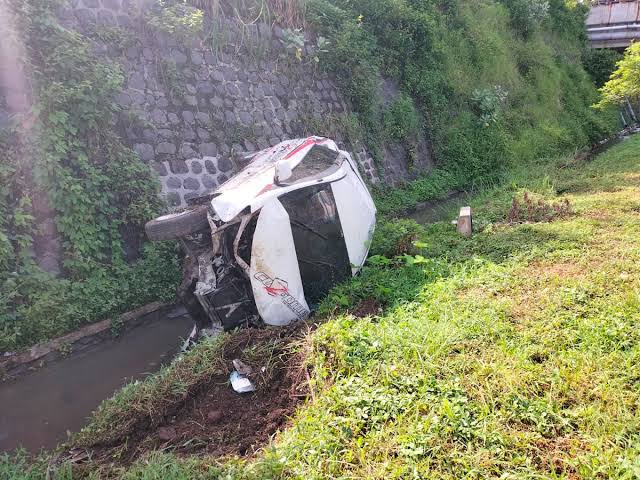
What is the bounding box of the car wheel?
[145,205,210,241]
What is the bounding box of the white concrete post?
[457,206,472,237]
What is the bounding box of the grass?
[0,242,181,354]
[4,135,640,478]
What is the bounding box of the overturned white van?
[145,137,376,338]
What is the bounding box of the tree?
[583,48,622,88]
[594,42,640,110]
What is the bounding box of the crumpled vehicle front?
[146,137,376,338]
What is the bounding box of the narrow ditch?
[0,311,193,453]
[67,323,310,473]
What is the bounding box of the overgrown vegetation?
[369,218,427,258]
[373,169,465,216]
[583,48,622,87]
[506,191,572,223]
[194,0,307,28]
[0,243,180,352]
[0,0,180,352]
[594,42,640,110]
[306,0,616,183]
[147,0,204,41]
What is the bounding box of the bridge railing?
[589,1,638,5]
[586,0,639,48]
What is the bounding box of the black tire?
[145,205,210,241]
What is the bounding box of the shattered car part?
[229,371,256,393]
[194,253,216,296]
[146,137,377,337]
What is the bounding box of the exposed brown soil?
[141,328,307,458]
[351,297,382,318]
[531,435,585,480]
[75,323,311,470]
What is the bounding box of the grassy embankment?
[4,131,640,479]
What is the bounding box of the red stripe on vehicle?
[284,137,318,159]
[255,183,274,197]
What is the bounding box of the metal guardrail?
[589,1,639,5]
[586,0,640,48]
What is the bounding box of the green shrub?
[146,0,204,42]
[0,242,180,353]
[499,0,550,37]
[383,94,422,142]
[583,48,623,88]
[471,85,509,126]
[370,218,427,258]
[595,42,640,110]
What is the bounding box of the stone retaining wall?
[0,1,435,212]
[55,0,382,208]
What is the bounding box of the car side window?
[279,184,351,306]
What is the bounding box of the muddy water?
[405,191,472,225]
[0,311,193,453]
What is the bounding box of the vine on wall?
[0,0,180,352]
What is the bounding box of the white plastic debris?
[230,371,255,393]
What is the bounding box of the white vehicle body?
[147,137,377,332]
[211,136,376,326]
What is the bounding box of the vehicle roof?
[210,136,343,222]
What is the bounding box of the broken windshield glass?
[288,144,339,183]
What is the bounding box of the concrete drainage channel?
[0,304,193,452]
